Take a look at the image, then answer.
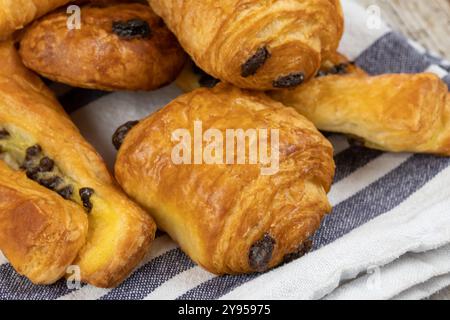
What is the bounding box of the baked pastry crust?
[0,0,73,40]
[149,0,343,90]
[115,84,335,274]
[176,53,365,93]
[271,70,450,156]
[0,161,88,285]
[0,42,156,287]
[19,3,186,91]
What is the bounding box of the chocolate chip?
[57,185,73,200]
[39,176,63,190]
[191,65,220,88]
[0,129,10,139]
[326,66,338,75]
[112,19,152,40]
[316,63,349,78]
[249,233,276,272]
[329,63,348,75]
[25,167,39,181]
[199,74,220,88]
[283,239,313,264]
[347,135,366,147]
[112,120,139,150]
[38,157,54,172]
[273,72,305,88]
[79,187,95,213]
[241,47,271,77]
[25,145,42,160]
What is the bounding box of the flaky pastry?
[149,0,344,90]
[115,84,335,274]
[19,3,186,91]
[179,54,450,156]
[0,41,156,287]
[271,71,450,156]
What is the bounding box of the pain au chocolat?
[149,0,344,90]
[114,84,335,274]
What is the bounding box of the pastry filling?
[112,19,152,40]
[112,120,139,150]
[273,72,305,88]
[0,125,94,213]
[248,233,276,272]
[241,46,271,78]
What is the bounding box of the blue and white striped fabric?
[1,0,450,300]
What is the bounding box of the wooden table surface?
[358,0,450,59]
[357,0,450,300]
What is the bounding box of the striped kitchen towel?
[1,0,450,300]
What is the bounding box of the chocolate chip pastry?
[148,0,344,90]
[114,84,335,274]
[270,64,450,156]
[19,3,186,91]
[0,41,156,287]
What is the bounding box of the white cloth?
[221,166,450,299]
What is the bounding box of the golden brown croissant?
[271,71,450,156]
[115,83,335,274]
[0,0,73,40]
[0,41,156,287]
[149,0,344,90]
[19,3,186,91]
